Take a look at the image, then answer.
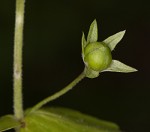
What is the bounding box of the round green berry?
[84,42,112,71]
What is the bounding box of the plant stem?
[29,71,85,113]
[13,0,25,120]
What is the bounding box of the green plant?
[0,0,137,132]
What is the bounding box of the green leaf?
[103,30,126,51]
[21,107,120,132]
[0,115,20,132]
[81,32,87,59]
[104,60,137,73]
[87,19,98,44]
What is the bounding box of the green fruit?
[84,42,112,71]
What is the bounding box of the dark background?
[0,0,150,132]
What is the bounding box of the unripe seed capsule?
[84,42,112,71]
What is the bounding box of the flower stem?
[13,0,25,120]
[29,71,85,113]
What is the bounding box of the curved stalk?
[29,71,85,113]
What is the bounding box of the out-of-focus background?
[0,0,150,131]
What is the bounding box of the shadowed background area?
[0,0,150,132]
